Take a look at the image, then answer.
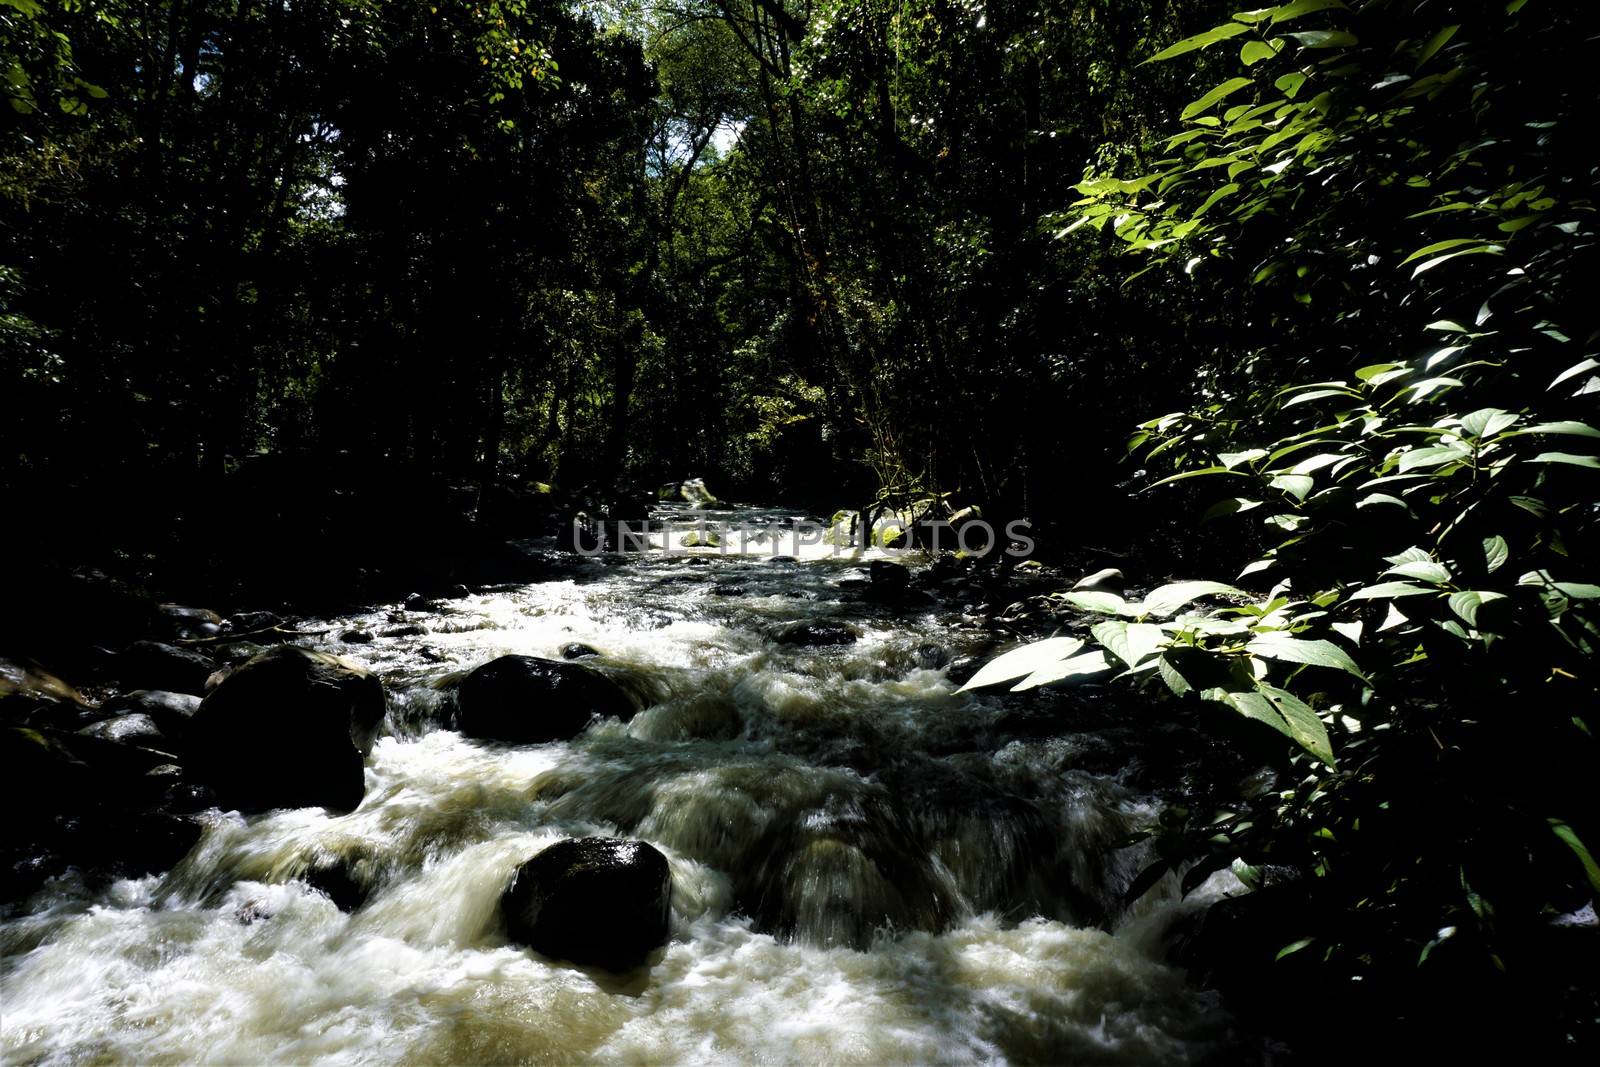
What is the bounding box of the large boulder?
[100,690,201,742]
[500,837,672,970]
[185,646,386,813]
[455,655,637,743]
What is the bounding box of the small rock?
[559,643,601,660]
[340,629,374,644]
[77,713,174,753]
[1073,568,1125,595]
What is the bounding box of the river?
[1,505,1242,1064]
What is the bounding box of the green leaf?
[1415,24,1460,69]
[1399,238,1487,266]
[1258,683,1335,765]
[1156,656,1193,696]
[1012,651,1115,691]
[1448,590,1507,627]
[1182,79,1256,121]
[1550,358,1599,391]
[1141,580,1247,618]
[1285,29,1358,48]
[1385,559,1452,585]
[1270,0,1347,22]
[1219,448,1269,469]
[1148,466,1247,488]
[957,637,1085,692]
[1093,621,1168,669]
[1144,22,1251,64]
[1528,453,1600,469]
[1269,473,1314,500]
[1550,819,1600,894]
[1512,421,1600,439]
[1357,493,1410,510]
[1398,444,1469,471]
[1241,39,1280,65]
[1482,535,1509,575]
[1246,632,1368,681]
[1460,408,1520,439]
[1203,497,1264,521]
[1275,937,1317,962]
[1058,591,1138,616]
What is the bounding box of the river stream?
[1,505,1242,1064]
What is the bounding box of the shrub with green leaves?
[984,0,1599,1022]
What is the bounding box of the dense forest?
[4,0,1597,1061]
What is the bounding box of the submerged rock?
[186,646,386,813]
[500,837,672,970]
[455,655,636,743]
[772,620,860,647]
[559,642,601,660]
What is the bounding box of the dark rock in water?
[1,657,101,729]
[449,584,472,599]
[500,837,672,970]
[101,690,201,741]
[456,655,636,743]
[914,643,951,671]
[340,629,374,644]
[772,620,860,647]
[160,604,221,626]
[559,642,601,660]
[404,593,441,613]
[301,855,370,912]
[223,610,283,633]
[162,779,219,814]
[110,812,204,877]
[77,713,174,754]
[711,584,746,597]
[867,561,910,592]
[186,646,386,813]
[381,625,425,638]
[119,641,216,696]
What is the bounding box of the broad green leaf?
[1482,535,1509,575]
[1556,583,1600,599]
[1285,29,1358,48]
[1550,358,1599,390]
[1355,362,1405,382]
[1144,22,1251,64]
[1246,632,1367,680]
[1258,683,1335,765]
[1357,493,1410,510]
[957,637,1085,692]
[1012,651,1114,691]
[1270,0,1347,22]
[1156,655,1192,696]
[1460,408,1520,439]
[1269,473,1314,500]
[1274,72,1307,97]
[1219,448,1269,469]
[1512,421,1600,438]
[1093,621,1168,669]
[1058,590,1137,615]
[1282,387,1358,407]
[1447,590,1507,627]
[1398,444,1469,471]
[1385,559,1452,584]
[1182,79,1255,121]
[1142,580,1247,617]
[1241,40,1280,66]
[1412,245,1503,277]
[1528,452,1600,469]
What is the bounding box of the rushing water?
[2,506,1243,1064]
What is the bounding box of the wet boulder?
[185,646,387,813]
[100,690,201,742]
[501,837,672,970]
[118,640,216,695]
[77,713,175,756]
[455,655,637,743]
[772,620,860,647]
[559,642,601,660]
